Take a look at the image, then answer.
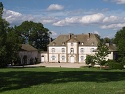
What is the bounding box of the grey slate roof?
[108,44,117,51]
[21,44,38,51]
[48,33,100,46]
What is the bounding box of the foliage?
[6,27,21,64]
[0,2,20,67]
[0,2,3,17]
[0,68,125,94]
[107,60,124,70]
[85,55,95,67]
[114,27,125,62]
[95,42,109,68]
[15,21,51,51]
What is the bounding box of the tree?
[0,2,20,67]
[0,2,3,17]
[15,21,51,51]
[0,2,7,67]
[95,42,109,69]
[85,55,96,67]
[6,27,21,64]
[114,27,125,63]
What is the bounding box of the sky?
[1,0,125,38]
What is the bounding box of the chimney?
[69,33,73,39]
[88,33,91,38]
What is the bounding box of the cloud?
[53,17,80,26]
[3,9,23,24]
[101,23,125,30]
[103,16,121,23]
[3,9,35,25]
[47,4,64,11]
[80,13,104,24]
[53,13,105,26]
[50,31,58,38]
[113,0,125,4]
[93,31,100,35]
[40,17,59,24]
[105,0,125,4]
[3,9,59,26]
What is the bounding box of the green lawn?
[0,67,125,94]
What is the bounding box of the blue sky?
[1,0,125,38]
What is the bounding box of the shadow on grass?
[0,68,125,92]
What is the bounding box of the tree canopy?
[114,27,125,52]
[15,21,51,51]
[0,2,20,67]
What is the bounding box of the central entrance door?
[70,56,74,63]
[41,55,44,63]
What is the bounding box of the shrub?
[85,55,95,67]
[107,60,124,70]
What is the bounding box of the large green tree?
[6,27,21,64]
[0,2,7,66]
[114,27,125,63]
[114,27,125,52]
[0,2,20,67]
[15,21,51,51]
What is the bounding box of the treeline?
[0,2,51,67]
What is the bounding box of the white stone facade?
[40,33,116,64]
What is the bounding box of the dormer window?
[53,42,56,46]
[71,43,73,46]
[62,42,65,45]
[81,42,84,45]
[92,42,94,45]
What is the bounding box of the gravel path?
[26,63,86,68]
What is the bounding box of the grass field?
[0,67,125,94]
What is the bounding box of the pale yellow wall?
[41,53,48,63]
[67,43,78,54]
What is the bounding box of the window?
[71,43,74,46]
[62,56,65,60]
[53,42,56,45]
[81,56,84,61]
[51,48,55,52]
[90,48,94,52]
[62,48,65,52]
[70,48,74,54]
[51,56,56,60]
[81,42,84,45]
[92,42,94,45]
[80,48,84,53]
[62,42,65,45]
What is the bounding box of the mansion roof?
[21,44,38,51]
[48,33,100,46]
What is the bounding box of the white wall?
[49,46,66,54]
[19,51,38,64]
[79,46,97,55]
[41,53,48,63]
[48,46,66,63]
[105,52,113,60]
[67,42,78,54]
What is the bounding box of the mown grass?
[0,67,125,94]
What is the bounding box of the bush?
[107,60,124,70]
